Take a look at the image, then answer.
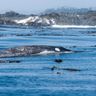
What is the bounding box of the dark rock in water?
[51,66,58,71]
[62,68,81,72]
[54,59,63,63]
[0,45,72,58]
[0,33,33,37]
[0,60,21,63]
[56,72,61,74]
[50,66,81,72]
[15,34,32,36]
[8,60,21,63]
[91,45,96,47]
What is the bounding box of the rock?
[56,72,61,74]
[0,60,21,63]
[51,66,58,71]
[62,68,81,72]
[54,59,63,63]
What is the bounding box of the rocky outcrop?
[14,16,56,26]
[41,11,96,25]
[0,9,96,26]
[13,11,96,26]
[0,18,16,25]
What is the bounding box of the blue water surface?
[0,25,96,96]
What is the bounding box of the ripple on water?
[0,25,96,96]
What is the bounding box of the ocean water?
[0,25,96,96]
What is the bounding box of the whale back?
[0,45,72,58]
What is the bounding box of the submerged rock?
[54,59,63,63]
[56,72,61,74]
[0,60,21,63]
[51,66,58,71]
[50,66,81,72]
[62,68,81,72]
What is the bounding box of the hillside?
[0,8,96,26]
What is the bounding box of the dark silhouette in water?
[50,66,81,72]
[51,66,58,71]
[54,59,63,63]
[0,60,21,63]
[0,45,72,58]
[62,68,81,72]
[56,72,61,74]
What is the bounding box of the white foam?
[51,25,96,28]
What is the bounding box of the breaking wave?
[51,25,96,28]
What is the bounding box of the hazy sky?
[0,0,96,14]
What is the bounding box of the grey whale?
[0,45,72,58]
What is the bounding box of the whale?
[0,45,72,58]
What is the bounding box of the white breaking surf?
[51,25,96,28]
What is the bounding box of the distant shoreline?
[0,8,96,26]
